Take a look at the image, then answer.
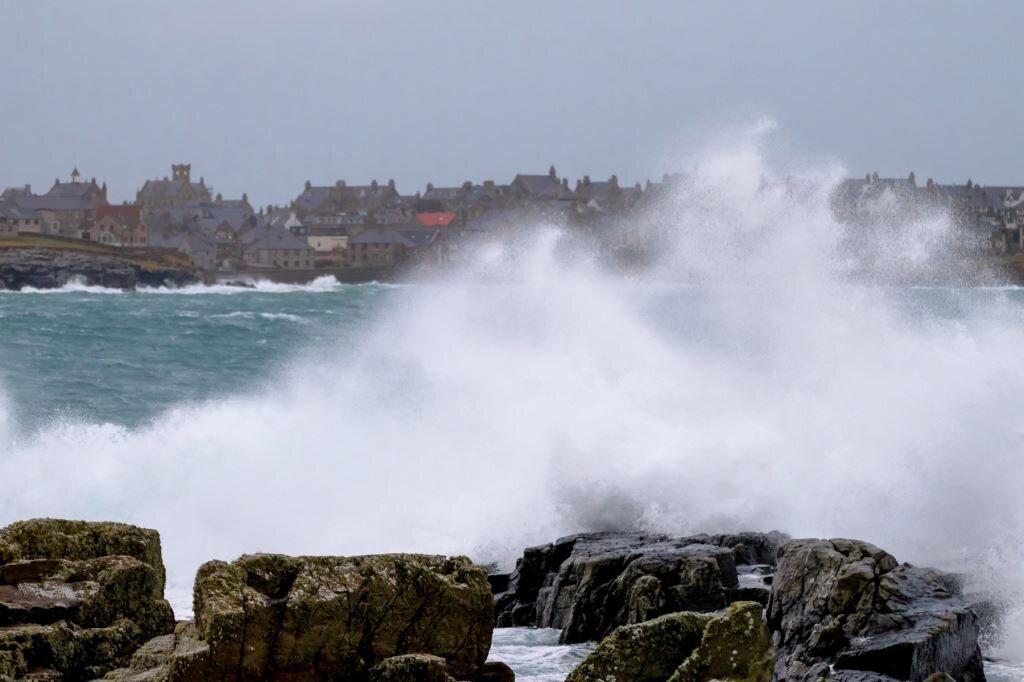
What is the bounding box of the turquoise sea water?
[2,279,1024,680]
[0,280,396,434]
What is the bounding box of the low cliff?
[0,244,200,290]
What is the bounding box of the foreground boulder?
[567,601,772,682]
[492,531,785,642]
[107,553,494,682]
[767,539,985,681]
[0,519,175,680]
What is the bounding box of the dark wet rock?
[493,531,786,643]
[109,553,494,682]
[566,601,771,682]
[767,538,986,681]
[474,660,516,682]
[0,248,199,291]
[0,519,174,681]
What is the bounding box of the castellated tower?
[172,164,191,182]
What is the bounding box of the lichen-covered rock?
[0,519,174,680]
[767,539,986,681]
[103,622,212,682]
[370,654,455,682]
[566,602,772,682]
[668,602,772,682]
[566,610,712,682]
[0,519,167,597]
[179,552,493,681]
[493,532,785,643]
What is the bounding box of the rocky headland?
[0,248,200,291]
[0,520,995,681]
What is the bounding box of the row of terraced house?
[0,164,659,273]
[831,172,1024,253]
[3,164,1021,274]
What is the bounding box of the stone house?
[459,180,510,224]
[241,224,314,270]
[1,185,33,204]
[93,204,148,246]
[13,168,109,234]
[293,181,342,217]
[137,164,211,210]
[147,227,219,271]
[349,226,441,268]
[293,179,401,217]
[0,206,43,235]
[349,228,406,268]
[421,183,469,211]
[508,166,573,202]
[340,179,400,212]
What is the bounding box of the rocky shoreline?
[0,520,995,681]
[0,248,200,291]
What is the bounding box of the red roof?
[96,203,142,222]
[415,211,456,227]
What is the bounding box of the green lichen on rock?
[567,602,773,682]
[189,552,494,681]
[668,601,772,682]
[566,610,712,682]
[0,519,166,597]
[369,654,455,682]
[0,519,175,681]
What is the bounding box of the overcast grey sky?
[1,1,1018,205]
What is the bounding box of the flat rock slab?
[0,581,97,625]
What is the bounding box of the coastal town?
[1,163,1022,282]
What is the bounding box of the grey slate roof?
[147,226,217,254]
[351,227,439,247]
[511,173,570,199]
[16,195,100,211]
[294,186,335,213]
[45,181,101,200]
[0,206,42,220]
[241,224,312,250]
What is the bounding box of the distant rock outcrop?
[491,531,786,643]
[0,248,199,290]
[767,538,986,681]
[0,518,175,680]
[107,552,495,682]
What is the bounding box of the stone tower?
[172,164,191,183]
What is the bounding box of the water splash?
[0,125,1022,666]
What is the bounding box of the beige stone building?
[0,206,43,235]
[92,204,148,246]
[137,164,212,210]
